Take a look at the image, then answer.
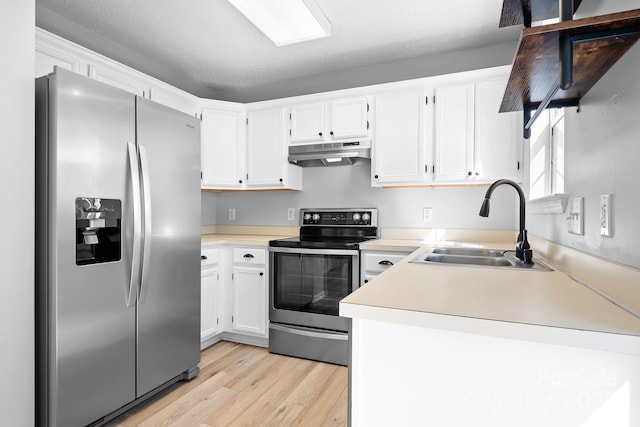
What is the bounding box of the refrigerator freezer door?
[44,70,137,426]
[135,98,201,396]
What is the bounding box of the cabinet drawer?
[201,247,219,267]
[362,252,409,274]
[233,247,266,265]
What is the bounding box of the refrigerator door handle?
[127,142,143,307]
[138,143,152,303]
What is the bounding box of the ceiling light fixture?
[227,0,331,46]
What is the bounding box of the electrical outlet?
[600,194,612,237]
[423,207,433,223]
[287,208,296,221]
[229,208,236,221]
[567,198,583,235]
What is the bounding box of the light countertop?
[341,239,640,354]
[201,234,288,247]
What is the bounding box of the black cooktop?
[268,235,377,250]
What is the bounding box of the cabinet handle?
[374,174,379,179]
[259,272,264,276]
[467,171,472,176]
[378,260,393,266]
[475,171,480,176]
[364,279,369,284]
[239,179,243,184]
[201,255,208,260]
[243,253,254,259]
[330,131,334,135]
[279,178,283,182]
[319,132,323,137]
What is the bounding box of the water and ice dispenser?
[75,197,121,265]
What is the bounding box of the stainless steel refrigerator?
[35,68,201,426]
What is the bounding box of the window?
[529,108,565,200]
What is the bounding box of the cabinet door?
[201,108,245,189]
[290,103,325,143]
[35,43,82,78]
[329,97,369,140]
[474,78,522,183]
[232,266,267,336]
[373,91,429,186]
[88,63,151,98]
[246,108,285,187]
[149,86,199,117]
[201,266,220,341]
[434,83,475,183]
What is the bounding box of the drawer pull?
[201,255,208,260]
[259,272,264,276]
[243,253,255,259]
[378,260,393,266]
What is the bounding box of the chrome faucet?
[479,179,533,264]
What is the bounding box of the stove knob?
[362,213,371,223]
[303,213,312,222]
[352,213,361,222]
[312,213,321,222]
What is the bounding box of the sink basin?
[410,247,551,271]
[431,247,505,257]
[423,254,513,266]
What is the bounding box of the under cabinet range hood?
[288,140,371,167]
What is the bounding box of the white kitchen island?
[341,240,640,427]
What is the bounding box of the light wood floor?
[106,341,348,427]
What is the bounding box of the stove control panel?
[301,209,378,227]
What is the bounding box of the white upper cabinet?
[88,62,152,98]
[247,107,302,190]
[149,85,200,117]
[290,103,325,143]
[35,32,84,78]
[290,96,370,144]
[473,78,522,183]
[372,90,432,186]
[329,97,370,140]
[433,69,521,184]
[35,28,200,116]
[201,104,246,190]
[434,83,475,183]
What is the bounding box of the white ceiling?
[36,0,521,102]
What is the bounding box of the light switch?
[567,198,583,235]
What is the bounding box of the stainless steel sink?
[423,254,513,266]
[431,247,505,257]
[410,247,551,271]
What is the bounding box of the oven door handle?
[270,323,348,341]
[268,246,359,256]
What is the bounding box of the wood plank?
[501,8,640,112]
[227,359,316,427]
[500,0,583,28]
[283,362,338,406]
[203,354,306,426]
[290,367,348,426]
[107,342,348,427]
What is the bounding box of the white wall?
[528,41,640,269]
[0,1,35,425]
[210,165,517,230]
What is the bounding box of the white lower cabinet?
[200,248,221,343]
[200,245,268,349]
[231,265,267,336]
[360,250,412,286]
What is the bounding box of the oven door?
[269,246,359,332]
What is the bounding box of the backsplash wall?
[203,164,518,231]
